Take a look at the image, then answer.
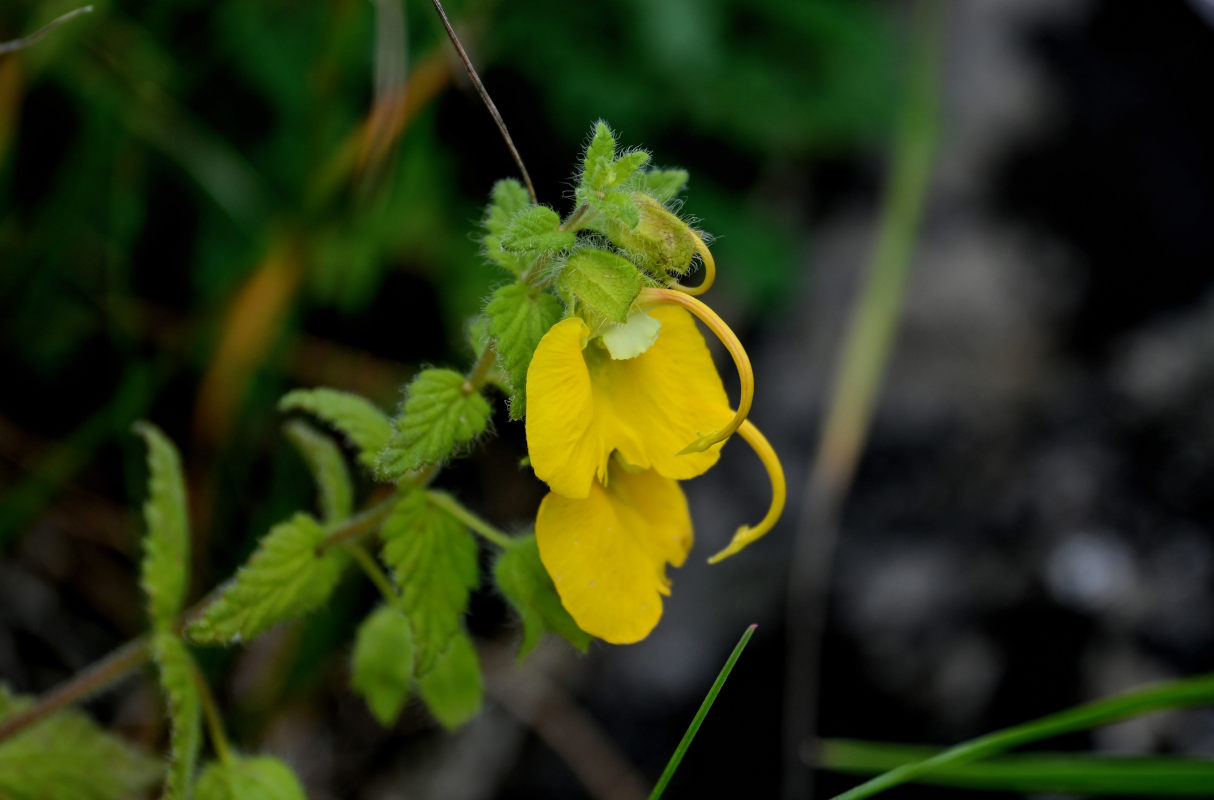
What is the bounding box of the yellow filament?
[638,287,752,454]
[707,419,785,564]
[669,230,716,296]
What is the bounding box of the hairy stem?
[0,636,150,743]
[347,542,398,604]
[190,658,233,763]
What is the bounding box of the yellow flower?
[524,279,788,641]
[535,461,692,644]
[525,303,737,499]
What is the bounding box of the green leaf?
[634,169,689,203]
[134,421,190,631]
[379,491,479,674]
[350,605,415,726]
[580,121,617,190]
[493,534,589,658]
[417,631,482,730]
[558,248,642,322]
[827,670,1214,800]
[485,283,564,418]
[501,205,577,254]
[610,150,651,184]
[375,369,492,480]
[283,420,353,523]
[482,179,533,274]
[186,513,347,646]
[194,756,306,800]
[483,178,531,238]
[589,189,641,228]
[153,633,203,799]
[0,686,162,800]
[821,740,1214,796]
[279,388,393,469]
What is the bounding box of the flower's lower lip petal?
[535,466,693,644]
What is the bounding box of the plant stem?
[189,658,233,763]
[347,543,398,604]
[0,5,94,56]
[783,2,944,797]
[463,342,499,393]
[316,493,399,552]
[0,636,150,743]
[426,490,514,549]
[650,624,758,799]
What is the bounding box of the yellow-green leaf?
[134,421,190,630]
[186,514,347,646]
[153,633,203,799]
[485,282,564,419]
[494,534,590,659]
[417,631,482,731]
[559,248,642,322]
[194,756,306,800]
[375,369,491,480]
[283,420,353,523]
[350,605,414,726]
[279,388,393,469]
[379,491,478,674]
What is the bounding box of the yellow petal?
[535,466,692,644]
[596,305,733,479]
[526,317,605,498]
[527,307,733,497]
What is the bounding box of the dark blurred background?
[3,0,1214,798]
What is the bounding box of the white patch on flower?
[602,308,662,359]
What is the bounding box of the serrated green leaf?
[279,388,393,469]
[194,756,306,800]
[634,169,689,203]
[481,179,533,274]
[581,121,617,190]
[283,420,353,524]
[610,150,651,185]
[501,206,576,254]
[375,369,492,480]
[379,491,479,674]
[186,514,347,646]
[494,534,589,659]
[134,422,190,631]
[559,248,642,322]
[350,605,414,726]
[0,686,162,800]
[154,633,203,799]
[417,631,482,730]
[485,283,564,419]
[483,178,531,238]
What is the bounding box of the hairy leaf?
[633,168,689,203]
[501,205,576,254]
[380,491,479,674]
[134,422,191,631]
[581,121,617,189]
[375,369,491,479]
[350,605,415,726]
[494,534,590,659]
[417,631,483,730]
[279,388,393,469]
[0,687,162,800]
[283,420,353,523]
[485,282,564,418]
[186,514,346,646]
[482,179,532,274]
[194,756,306,800]
[154,633,203,799]
[559,248,643,322]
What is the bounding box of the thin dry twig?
[0,6,94,56]
[429,0,538,203]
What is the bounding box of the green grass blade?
[649,624,757,800]
[822,739,1214,795]
[829,671,1214,800]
